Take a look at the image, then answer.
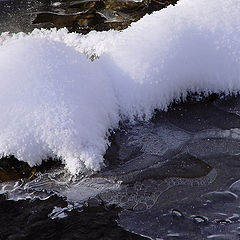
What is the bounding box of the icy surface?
[0,0,240,173]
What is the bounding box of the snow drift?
[0,0,240,174]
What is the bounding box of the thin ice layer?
[0,0,240,173]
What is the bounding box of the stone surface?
[32,0,178,33]
[0,194,147,240]
[0,0,178,33]
[0,156,62,182]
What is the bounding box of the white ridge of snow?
[0,0,240,174]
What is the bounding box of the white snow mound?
[0,0,240,173]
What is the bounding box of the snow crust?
[0,0,240,174]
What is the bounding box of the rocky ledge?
[33,0,178,33]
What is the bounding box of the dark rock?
[0,194,147,240]
[0,156,62,182]
[0,156,34,182]
[32,0,178,33]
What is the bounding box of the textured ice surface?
[0,0,240,173]
[1,96,240,239]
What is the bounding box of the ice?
[0,0,240,173]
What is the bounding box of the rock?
[0,194,147,240]
[32,0,178,33]
[0,156,34,182]
[0,156,62,182]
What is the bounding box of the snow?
[0,0,240,174]
[0,38,120,173]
